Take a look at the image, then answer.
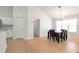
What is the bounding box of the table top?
[55,30,62,33]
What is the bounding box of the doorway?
[34,19,40,37]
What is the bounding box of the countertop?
[0,25,13,31]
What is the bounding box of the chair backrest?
[61,29,67,38]
[49,29,55,36]
[61,29,66,36]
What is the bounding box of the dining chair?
[48,29,56,41]
[60,29,67,42]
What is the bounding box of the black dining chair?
[64,30,67,40]
[48,29,56,41]
[55,32,61,43]
[60,29,67,42]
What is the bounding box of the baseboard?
[13,38,25,40]
[7,36,47,40]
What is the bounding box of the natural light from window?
[56,18,77,32]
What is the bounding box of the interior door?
[34,19,40,37]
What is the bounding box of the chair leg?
[49,36,51,40]
[64,37,65,41]
[61,38,62,42]
[65,34,67,41]
[60,36,63,42]
[57,37,59,43]
[56,35,59,43]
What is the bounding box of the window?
[56,21,61,31]
[68,19,77,32]
[61,20,68,30]
[56,18,77,32]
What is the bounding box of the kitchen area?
[0,16,13,53]
[0,6,13,53]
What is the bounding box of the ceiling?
[38,6,79,19]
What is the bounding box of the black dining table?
[48,30,62,43]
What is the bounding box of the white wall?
[26,7,34,39]
[52,18,56,29]
[0,6,12,17]
[28,7,52,37]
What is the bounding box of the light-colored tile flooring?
[5,37,79,53]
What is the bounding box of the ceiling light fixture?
[57,6,63,20]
